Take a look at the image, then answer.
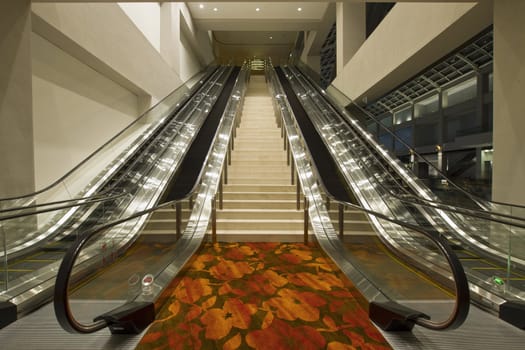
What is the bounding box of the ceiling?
[186,2,332,61]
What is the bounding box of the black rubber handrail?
[295,62,525,211]
[0,66,218,205]
[53,199,179,333]
[274,66,470,331]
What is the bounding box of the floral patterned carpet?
[136,242,392,350]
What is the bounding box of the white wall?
[492,0,525,205]
[118,2,161,53]
[32,3,183,103]
[32,33,138,189]
[332,2,492,103]
[0,1,34,197]
[160,3,214,81]
[179,30,202,81]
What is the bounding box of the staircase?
[214,74,305,241]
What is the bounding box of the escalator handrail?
[54,65,249,334]
[271,64,470,331]
[54,199,179,333]
[0,192,129,223]
[325,194,470,330]
[294,62,525,210]
[0,66,217,205]
[0,189,125,218]
[286,67,525,226]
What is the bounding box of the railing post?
[219,175,224,210]
[212,196,217,244]
[287,142,291,166]
[291,160,295,185]
[223,162,228,185]
[303,197,309,244]
[176,202,182,240]
[228,140,232,165]
[296,173,301,210]
[338,203,344,238]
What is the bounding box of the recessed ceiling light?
[213,7,218,12]
[256,7,260,12]
[199,4,204,9]
[269,36,273,39]
[297,7,302,12]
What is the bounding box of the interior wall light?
[213,7,218,12]
[297,7,302,12]
[256,8,260,12]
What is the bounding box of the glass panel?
[442,77,477,108]
[378,133,393,151]
[336,205,455,322]
[414,94,439,118]
[394,107,412,124]
[488,72,493,92]
[395,126,412,153]
[380,114,393,128]
[366,121,377,136]
[67,200,189,325]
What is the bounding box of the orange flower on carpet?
[288,272,344,291]
[246,318,326,350]
[219,282,247,297]
[263,288,326,322]
[173,277,212,304]
[200,308,232,340]
[224,244,255,260]
[190,253,214,270]
[327,341,357,350]
[200,298,257,340]
[246,270,288,295]
[305,257,336,272]
[210,259,254,280]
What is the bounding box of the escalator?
[268,64,525,348]
[276,65,525,327]
[0,66,241,325]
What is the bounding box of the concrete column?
[336,2,365,76]
[160,3,180,75]
[0,1,34,197]
[493,0,525,206]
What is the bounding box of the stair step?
[227,177,291,185]
[217,209,303,220]
[209,230,313,242]
[215,219,304,230]
[220,199,299,210]
[222,191,297,200]
[223,184,295,192]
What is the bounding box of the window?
[414,94,439,118]
[394,107,412,125]
[442,77,477,108]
